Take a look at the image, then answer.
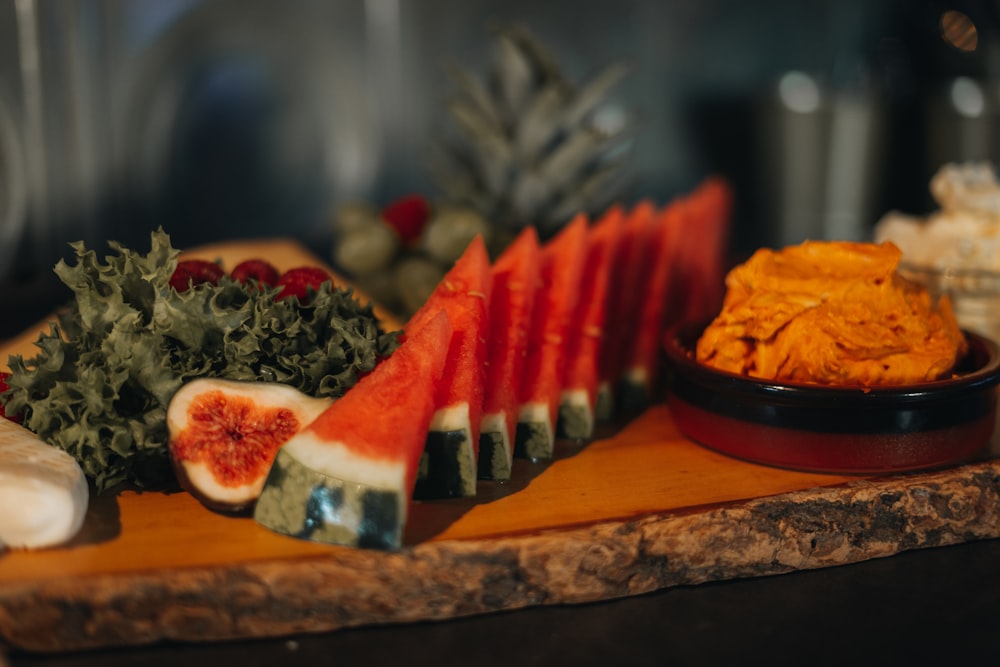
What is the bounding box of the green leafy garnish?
[3,229,400,492]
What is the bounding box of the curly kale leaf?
[3,229,399,493]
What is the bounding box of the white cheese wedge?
[0,417,89,550]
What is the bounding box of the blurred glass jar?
[897,264,1000,344]
[876,162,1000,343]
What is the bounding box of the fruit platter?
[4,16,1000,654]
[3,194,1000,654]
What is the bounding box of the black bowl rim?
[663,320,1000,407]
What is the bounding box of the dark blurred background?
[0,0,996,292]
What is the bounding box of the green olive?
[357,270,402,313]
[394,256,446,315]
[422,206,491,264]
[333,201,381,235]
[334,223,400,277]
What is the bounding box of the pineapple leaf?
[538,126,606,186]
[445,62,504,129]
[428,144,501,215]
[542,114,641,188]
[427,147,474,198]
[433,23,634,236]
[563,62,632,128]
[444,98,513,194]
[493,30,536,119]
[516,84,568,160]
[444,97,506,147]
[548,155,631,222]
[510,169,552,221]
[500,23,566,88]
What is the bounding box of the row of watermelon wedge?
[253,177,732,550]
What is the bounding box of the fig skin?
[170,455,257,515]
[166,378,332,514]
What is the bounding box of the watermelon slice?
[515,214,588,460]
[253,310,452,550]
[618,199,686,412]
[558,206,624,440]
[595,200,657,422]
[479,227,541,480]
[679,177,732,324]
[405,235,492,499]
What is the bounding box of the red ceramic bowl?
[663,321,1000,474]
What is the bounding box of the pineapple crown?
[431,23,637,240]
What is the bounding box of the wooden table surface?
[2,238,999,657]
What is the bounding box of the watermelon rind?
[479,227,541,482]
[413,428,474,499]
[616,374,652,418]
[557,388,593,441]
[594,381,614,423]
[514,402,554,460]
[414,402,476,498]
[253,309,453,550]
[254,448,405,550]
[515,217,587,462]
[477,412,512,480]
[405,237,490,500]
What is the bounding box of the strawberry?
[382,194,430,246]
[230,258,280,288]
[275,267,333,301]
[0,371,22,423]
[170,259,225,292]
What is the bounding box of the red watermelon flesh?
[405,235,492,498]
[516,214,589,459]
[558,206,624,440]
[595,200,657,420]
[680,177,732,324]
[657,177,733,329]
[254,310,453,550]
[479,226,541,479]
[621,198,686,405]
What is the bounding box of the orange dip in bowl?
[695,240,967,386]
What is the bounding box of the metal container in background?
[755,69,887,249]
[0,0,991,285]
[0,1,27,278]
[925,76,1000,186]
[0,0,385,281]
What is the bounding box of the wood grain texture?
[2,239,999,652]
[3,457,998,652]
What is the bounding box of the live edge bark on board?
[2,239,999,652]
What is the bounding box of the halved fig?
[166,378,333,513]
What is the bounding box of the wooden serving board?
[2,239,1000,653]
